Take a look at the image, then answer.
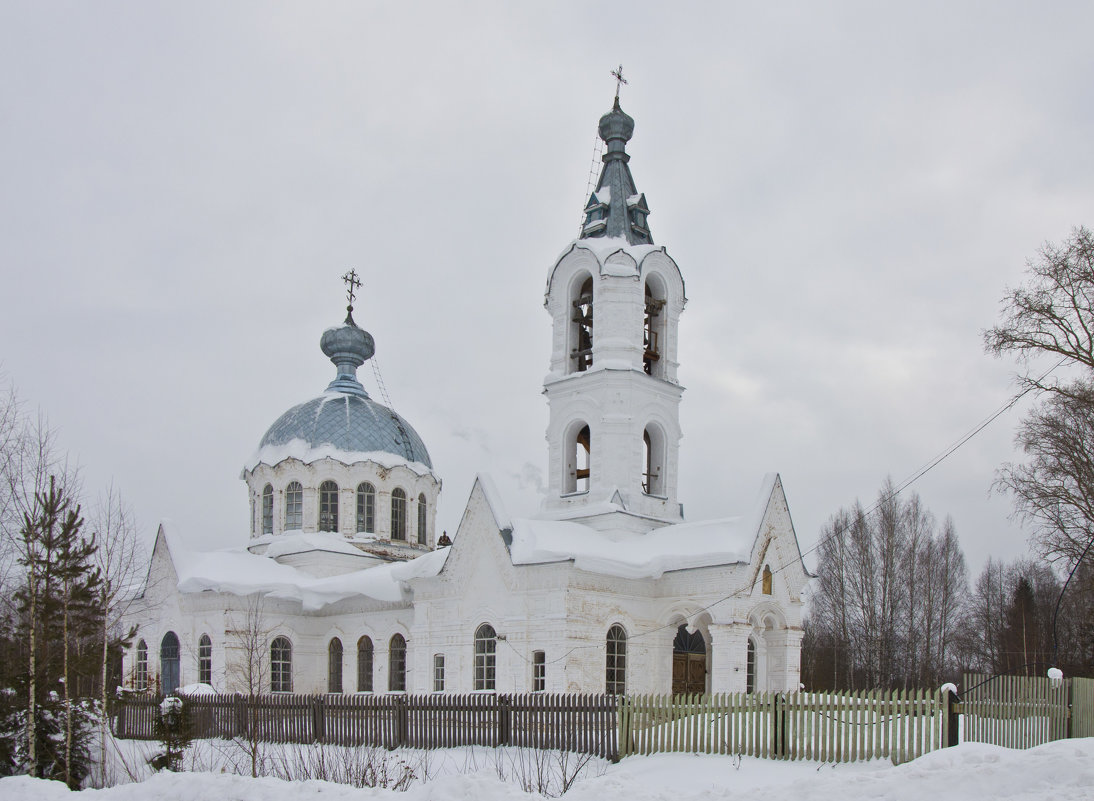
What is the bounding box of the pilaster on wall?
[708,622,753,693]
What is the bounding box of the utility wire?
[500,359,1065,668]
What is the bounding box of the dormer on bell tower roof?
[580,96,654,246]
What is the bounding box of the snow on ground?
[2,738,1093,801]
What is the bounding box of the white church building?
[123,96,810,699]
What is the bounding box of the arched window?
[417,494,427,545]
[605,624,627,695]
[391,489,407,541]
[564,423,591,494]
[389,634,407,692]
[135,640,148,691]
[642,425,665,496]
[474,624,497,691]
[762,565,773,595]
[357,483,376,533]
[318,480,339,532]
[357,636,373,692]
[570,274,594,373]
[261,484,274,535]
[284,482,303,530]
[746,637,756,693]
[328,638,343,694]
[160,632,180,695]
[643,278,667,377]
[433,654,445,692]
[271,636,292,693]
[198,634,212,686]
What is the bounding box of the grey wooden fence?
[112,692,619,760]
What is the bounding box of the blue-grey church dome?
[255,305,433,469]
[258,393,432,468]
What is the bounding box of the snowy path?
[1,740,1092,801]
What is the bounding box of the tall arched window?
[198,634,212,685]
[261,484,274,535]
[328,637,343,694]
[357,636,374,692]
[135,640,148,691]
[605,624,627,695]
[564,423,591,494]
[746,637,756,693]
[643,278,667,377]
[762,565,773,595]
[474,624,497,691]
[284,482,303,530]
[357,483,375,533]
[318,480,339,532]
[271,636,292,693]
[391,489,407,541]
[417,494,427,545]
[569,274,594,373]
[160,632,180,695]
[642,425,665,496]
[389,634,407,692]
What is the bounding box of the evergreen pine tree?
[14,476,103,787]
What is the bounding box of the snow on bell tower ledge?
[538,96,687,534]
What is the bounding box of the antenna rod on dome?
[341,268,362,320]
[611,64,627,101]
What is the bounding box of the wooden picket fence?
[113,693,619,759]
[115,680,1094,764]
[960,673,1094,747]
[618,690,948,764]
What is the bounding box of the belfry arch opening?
[569,274,594,373]
[643,424,665,496]
[564,422,591,494]
[643,276,667,377]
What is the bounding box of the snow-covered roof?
[506,516,753,580]
[473,473,779,580]
[253,531,378,559]
[159,525,423,611]
[246,436,434,476]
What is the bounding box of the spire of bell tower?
[579,74,653,246]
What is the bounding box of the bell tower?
[540,96,686,532]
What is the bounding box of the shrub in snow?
[1047,667,1064,684]
[150,696,192,772]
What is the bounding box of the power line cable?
[499,358,1065,668]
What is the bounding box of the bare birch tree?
[226,595,271,777]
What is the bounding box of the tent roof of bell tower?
[579,97,654,246]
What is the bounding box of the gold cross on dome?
[611,64,628,99]
[342,269,362,307]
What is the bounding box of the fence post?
[945,688,960,748]
[1066,678,1074,740]
[771,693,788,759]
[617,696,630,759]
[233,694,248,740]
[396,695,409,748]
[312,695,326,743]
[498,694,511,747]
[115,699,127,738]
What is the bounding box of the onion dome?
[598,96,635,145]
[255,306,433,468]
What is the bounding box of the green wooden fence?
[961,673,1094,747]
[618,690,948,764]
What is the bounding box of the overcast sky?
[3,2,1094,578]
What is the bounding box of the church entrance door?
[672,625,707,695]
